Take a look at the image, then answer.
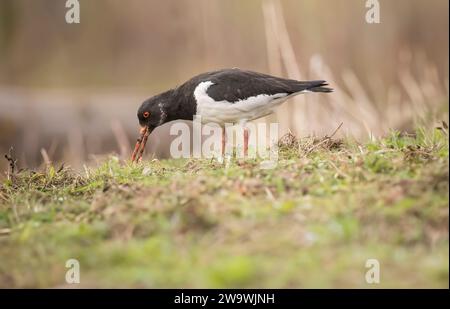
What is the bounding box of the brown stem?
[131,127,148,162]
[136,129,150,162]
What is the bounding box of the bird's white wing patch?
[194,81,289,124]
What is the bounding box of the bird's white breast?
[193,81,288,125]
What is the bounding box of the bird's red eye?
[143,112,150,118]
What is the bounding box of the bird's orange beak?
[131,126,150,163]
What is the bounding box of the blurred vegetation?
[0,127,448,288]
[0,0,448,170]
[0,0,448,88]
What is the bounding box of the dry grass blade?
[0,191,8,202]
[4,147,17,180]
[40,148,51,167]
[111,120,131,160]
[436,121,448,136]
[305,122,344,155]
[278,131,298,148]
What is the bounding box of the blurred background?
[0,0,448,170]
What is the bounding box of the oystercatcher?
[131,68,332,162]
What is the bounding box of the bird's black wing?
[200,68,331,103]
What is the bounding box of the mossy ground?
[0,128,448,288]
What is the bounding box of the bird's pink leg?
[222,127,226,156]
[244,127,249,157]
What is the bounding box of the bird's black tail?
[283,79,333,94]
[310,86,333,93]
[303,80,333,93]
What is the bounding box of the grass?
[0,127,448,288]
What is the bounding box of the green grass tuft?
[0,128,448,288]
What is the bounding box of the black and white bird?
[131,68,332,162]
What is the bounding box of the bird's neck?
[164,87,197,122]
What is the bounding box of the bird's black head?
[137,91,170,133]
[132,89,182,162]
